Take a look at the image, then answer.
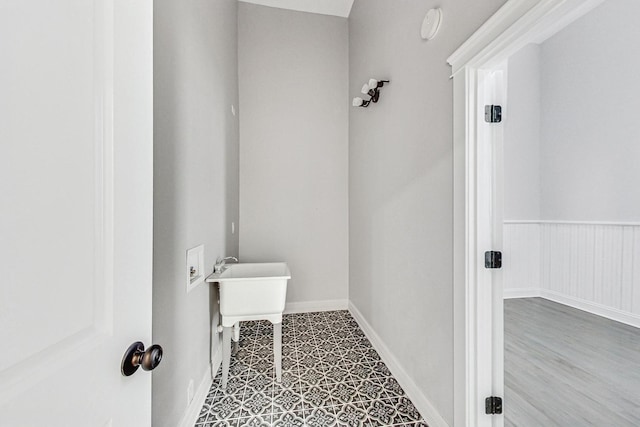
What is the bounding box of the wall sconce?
[352,78,390,107]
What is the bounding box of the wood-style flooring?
[505,298,640,426]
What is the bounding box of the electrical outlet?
[187,379,195,405]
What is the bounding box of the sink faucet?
[214,256,238,273]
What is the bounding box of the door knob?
[121,341,163,376]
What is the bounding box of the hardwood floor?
[504,298,640,426]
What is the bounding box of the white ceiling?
[239,0,354,18]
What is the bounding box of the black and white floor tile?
[195,310,428,427]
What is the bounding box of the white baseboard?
[177,347,221,427]
[211,345,222,378]
[284,299,348,314]
[503,287,541,299]
[348,302,450,427]
[539,289,640,329]
[505,289,640,329]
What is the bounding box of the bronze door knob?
[121,341,163,376]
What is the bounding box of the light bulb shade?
[361,83,370,95]
[352,97,364,107]
[368,78,378,89]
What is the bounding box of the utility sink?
[206,262,291,388]
[206,262,290,326]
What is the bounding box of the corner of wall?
[348,301,450,427]
[152,1,239,426]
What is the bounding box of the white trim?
[284,299,348,314]
[177,368,211,427]
[542,291,640,329]
[238,0,354,18]
[348,302,450,427]
[211,345,222,381]
[178,347,221,427]
[447,0,539,75]
[504,222,640,322]
[503,288,541,300]
[448,0,606,74]
[504,220,640,226]
[449,0,611,424]
[505,292,640,329]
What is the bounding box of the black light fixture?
[352,78,390,108]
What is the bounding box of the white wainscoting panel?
[504,221,640,327]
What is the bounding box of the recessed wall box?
[186,245,205,292]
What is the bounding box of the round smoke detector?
[421,8,443,41]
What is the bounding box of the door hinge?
[485,396,503,415]
[484,251,502,269]
[484,105,502,123]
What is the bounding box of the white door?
[0,1,154,426]
[476,65,506,427]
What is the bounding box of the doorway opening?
[448,0,621,426]
[501,1,640,424]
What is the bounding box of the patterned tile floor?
[195,310,428,427]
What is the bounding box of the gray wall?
[153,1,239,426]
[504,0,640,223]
[238,4,349,306]
[504,44,541,220]
[539,0,640,222]
[348,0,505,424]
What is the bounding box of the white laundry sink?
[206,262,291,388]
[206,262,290,326]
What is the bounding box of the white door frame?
[448,0,607,425]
